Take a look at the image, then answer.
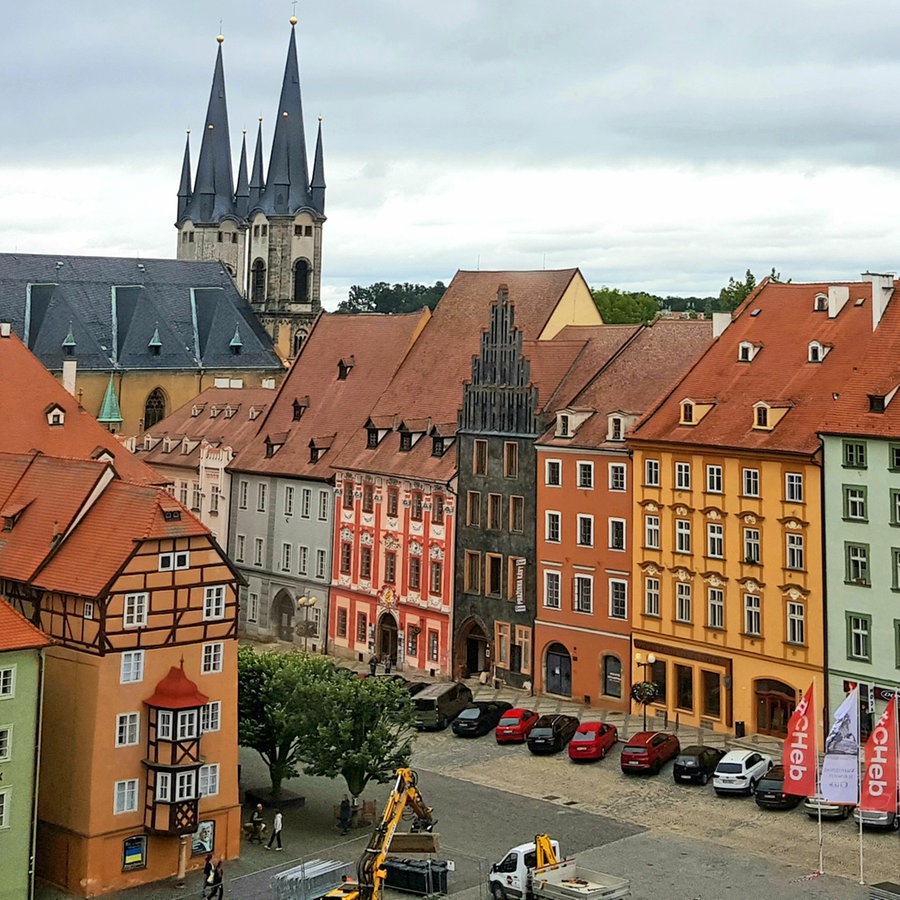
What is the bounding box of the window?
[209,484,220,513]
[384,551,396,584]
[157,710,173,740]
[201,701,221,733]
[407,629,418,656]
[123,592,148,628]
[545,460,561,486]
[340,542,352,575]
[342,480,354,510]
[603,656,622,698]
[509,496,524,533]
[120,651,144,684]
[0,726,10,761]
[191,482,201,511]
[545,511,561,543]
[0,788,8,828]
[785,472,804,502]
[891,444,900,471]
[411,492,423,521]
[486,555,503,596]
[253,537,264,567]
[675,665,693,712]
[114,779,139,814]
[428,630,439,662]
[610,416,624,441]
[703,671,721,718]
[301,488,311,518]
[176,771,196,802]
[609,580,628,619]
[675,462,691,490]
[744,594,761,635]
[843,486,867,521]
[488,493,502,530]
[843,440,867,469]
[786,533,805,571]
[155,771,173,803]
[159,551,189,571]
[360,545,372,579]
[845,543,870,585]
[281,543,292,572]
[409,556,421,591]
[847,613,871,661]
[755,406,769,428]
[577,515,594,547]
[202,642,223,674]
[116,712,140,747]
[364,482,376,514]
[675,519,691,553]
[84,601,94,620]
[676,582,692,622]
[644,515,660,549]
[433,493,445,525]
[284,485,294,516]
[645,458,660,487]
[202,585,227,623]
[315,549,327,578]
[235,535,245,563]
[706,465,723,493]
[504,442,519,478]
[707,588,724,629]
[387,487,399,518]
[337,608,348,638]
[177,709,198,740]
[742,467,760,498]
[577,462,593,489]
[743,528,760,564]
[787,602,805,645]
[466,491,482,527]
[544,570,561,609]
[707,522,723,558]
[298,545,309,575]
[356,613,369,644]
[651,659,667,705]
[465,551,481,593]
[574,575,593,613]
[681,402,694,423]
[318,490,329,520]
[257,482,267,512]
[199,763,219,797]
[644,577,660,616]
[238,480,248,509]
[430,561,442,595]
[609,518,626,550]
[608,464,626,492]
[473,439,488,475]
[893,549,900,590]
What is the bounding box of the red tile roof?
[145,665,210,709]
[0,597,49,651]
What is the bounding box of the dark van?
[413,682,474,730]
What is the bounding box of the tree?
[591,287,660,324]
[717,268,786,312]
[337,281,447,314]
[296,675,415,799]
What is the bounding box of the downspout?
[28,648,46,900]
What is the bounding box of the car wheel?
[652,760,661,775]
[748,778,758,796]
[892,816,900,831]
[700,772,709,786]
[491,884,506,900]
[599,746,606,760]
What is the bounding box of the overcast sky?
[4,1,900,307]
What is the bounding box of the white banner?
[820,687,860,804]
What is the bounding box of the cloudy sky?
[4,1,900,307]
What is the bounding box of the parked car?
[412,682,474,730]
[713,750,773,796]
[672,745,726,785]
[803,795,853,820]
[620,731,680,774]
[853,798,900,830]
[495,708,540,744]
[452,701,514,737]
[526,714,580,754]
[754,765,803,810]
[567,722,618,762]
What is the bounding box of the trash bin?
[735,721,745,738]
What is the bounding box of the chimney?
[863,272,894,330]
[63,358,77,395]
[827,285,849,318]
[712,312,731,339]
[0,323,10,338]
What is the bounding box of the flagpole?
[816,682,823,876]
[858,688,864,886]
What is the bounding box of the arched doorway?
[456,618,488,677]
[251,258,266,303]
[377,612,398,663]
[755,679,797,737]
[293,259,310,304]
[143,388,167,430]
[272,589,295,643]
[545,642,572,697]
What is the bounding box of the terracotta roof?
[0,597,49,651]
[0,330,160,485]
[630,281,881,454]
[145,665,210,710]
[230,310,427,478]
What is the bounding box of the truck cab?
[489,840,560,900]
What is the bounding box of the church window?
[293,259,310,304]
[188,232,194,243]
[294,225,302,237]
[262,225,268,237]
[251,260,266,303]
[293,331,305,357]
[144,388,167,430]
[217,232,223,243]
[305,226,312,237]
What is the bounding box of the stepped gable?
[0,597,49,651]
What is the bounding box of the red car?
[620,731,680,775]
[568,722,618,762]
[495,707,539,743]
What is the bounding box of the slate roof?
[0,597,50,652]
[230,310,428,479]
[0,253,281,373]
[630,281,882,455]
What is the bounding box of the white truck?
[489,835,630,900]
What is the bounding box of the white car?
[713,750,773,796]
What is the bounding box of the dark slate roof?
[0,253,282,373]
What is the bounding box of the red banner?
[860,697,897,813]
[783,683,816,796]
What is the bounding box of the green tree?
[296,675,415,798]
[591,287,660,324]
[717,268,786,312]
[337,281,447,314]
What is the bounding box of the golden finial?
[217,34,224,44]
[318,115,323,122]
[259,115,263,122]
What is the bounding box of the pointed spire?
[148,325,162,353]
[230,324,243,354]
[249,118,266,211]
[192,36,236,224]
[62,321,76,356]
[235,129,250,219]
[311,115,326,215]
[261,20,313,216]
[97,375,123,428]
[177,131,193,222]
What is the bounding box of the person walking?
[201,853,214,899]
[211,859,224,900]
[369,655,378,676]
[384,656,392,674]
[266,808,283,851]
[339,796,352,835]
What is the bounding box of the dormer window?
[870,394,886,413]
[814,293,828,311]
[292,396,309,421]
[190,405,203,417]
[681,402,694,424]
[808,341,831,363]
[249,407,261,421]
[432,436,445,457]
[609,416,624,442]
[755,406,768,428]
[338,356,355,380]
[45,404,65,427]
[400,432,412,452]
[309,446,320,463]
[223,406,236,419]
[738,341,761,363]
[209,406,219,419]
[558,414,570,437]
[367,429,379,448]
[162,509,181,521]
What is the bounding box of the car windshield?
[624,746,647,755]
[573,729,597,741]
[758,777,782,791]
[498,716,520,727]
[675,756,698,765]
[457,709,479,720]
[717,762,744,774]
[531,728,553,738]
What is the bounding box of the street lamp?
[633,652,658,731]
[296,596,316,654]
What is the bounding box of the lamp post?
[633,652,658,731]
[296,596,316,654]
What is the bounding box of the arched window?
[251,259,266,303]
[293,330,307,358]
[602,655,622,698]
[293,259,310,304]
[144,388,167,430]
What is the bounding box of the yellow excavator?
[329,768,439,900]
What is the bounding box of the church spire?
[235,129,249,219]
[260,19,312,216]
[177,131,192,223]
[192,35,236,224]
[311,116,326,215]
[249,118,265,211]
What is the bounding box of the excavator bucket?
[387,832,441,853]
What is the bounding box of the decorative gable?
[679,397,715,426]
[44,403,65,427]
[752,400,792,431]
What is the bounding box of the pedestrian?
[266,808,283,850]
[210,859,224,900]
[249,802,265,842]
[369,655,378,676]
[384,656,392,674]
[202,853,214,899]
[339,795,352,835]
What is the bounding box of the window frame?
[114,778,140,815]
[842,485,868,522]
[544,569,561,609]
[577,461,594,489]
[675,461,691,490]
[201,642,224,674]
[608,463,626,492]
[675,518,691,554]
[115,712,140,747]
[503,441,519,478]
[742,467,760,498]
[545,459,562,487]
[744,594,761,636]
[123,592,148,629]
[608,579,628,620]
[846,611,872,662]
[573,574,593,614]
[645,458,660,487]
[706,522,724,558]
[473,439,488,476]
[545,511,561,543]
[842,440,867,469]
[644,577,660,617]
[705,464,723,494]
[577,514,594,547]
[675,582,692,623]
[644,514,660,550]
[785,472,804,502]
[120,651,144,685]
[609,517,626,551]
[787,601,806,645]
[844,542,870,585]
[786,533,805,571]
[707,587,724,629]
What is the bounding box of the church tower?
[176,17,326,361]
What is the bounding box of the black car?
[755,765,803,810]
[452,701,514,737]
[526,714,580,754]
[673,745,726,785]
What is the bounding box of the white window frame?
[0,787,7,828]
[609,579,628,620]
[645,458,660,487]
[199,763,220,797]
[675,461,691,490]
[676,582,692,623]
[0,666,15,699]
[545,459,562,487]
[744,594,761,636]
[281,542,292,572]
[786,533,805,570]
[238,480,248,509]
[0,725,11,762]
[577,514,594,547]
[317,489,329,521]
[120,651,144,684]
[644,514,660,550]
[608,463,626,492]
[743,528,760,563]
[84,601,94,620]
[301,488,311,518]
[707,588,724,629]
[785,472,804,502]
[156,771,171,802]
[544,570,561,609]
[176,771,196,802]
[705,464,723,493]
[707,522,724,558]
[644,577,660,616]
[298,545,309,575]
[115,712,140,747]
[787,601,805,644]
[315,548,327,579]
[742,467,760,498]
[284,485,295,516]
[574,575,593,614]
[123,592,148,629]
[247,591,259,623]
[114,778,139,814]
[609,518,626,551]
[253,537,264,566]
[257,482,267,512]
[158,551,189,571]
[545,511,561,543]
[203,585,226,621]
[202,642,224,674]
[201,701,221,733]
[177,709,199,740]
[577,461,594,489]
[158,710,173,740]
[235,534,245,563]
[675,518,691,553]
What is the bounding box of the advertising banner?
[820,687,860,804]
[860,697,897,813]
[782,683,816,796]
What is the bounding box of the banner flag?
[860,696,897,813]
[783,683,816,796]
[821,687,860,804]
